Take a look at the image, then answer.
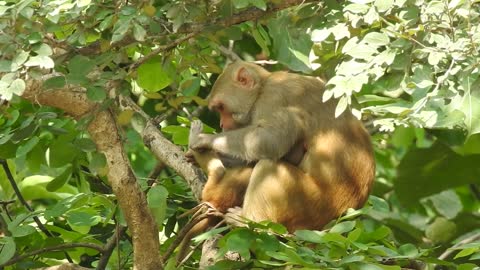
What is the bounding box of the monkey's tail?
[176,216,221,264]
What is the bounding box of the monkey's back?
[261,71,376,221]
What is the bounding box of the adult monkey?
[189,60,375,231]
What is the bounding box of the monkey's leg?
[234,160,328,231]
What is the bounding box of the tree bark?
[22,79,163,270]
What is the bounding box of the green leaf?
[250,0,267,10]
[34,43,53,56]
[454,247,478,259]
[89,152,107,175]
[395,143,480,206]
[74,138,97,152]
[147,185,168,226]
[133,23,146,41]
[363,32,389,47]
[16,136,39,156]
[49,140,77,168]
[137,56,173,92]
[458,263,479,270]
[344,3,369,14]
[224,228,255,260]
[460,87,480,136]
[43,76,66,89]
[330,221,356,234]
[86,86,106,102]
[374,0,394,12]
[0,60,11,72]
[425,1,444,14]
[68,55,95,76]
[354,262,400,270]
[99,15,114,31]
[66,208,101,233]
[24,55,54,69]
[11,122,37,143]
[331,23,350,40]
[11,51,29,71]
[111,16,132,43]
[233,0,249,9]
[10,78,26,97]
[398,243,418,257]
[0,237,15,265]
[344,44,377,60]
[181,77,201,97]
[267,16,312,72]
[162,125,189,145]
[19,175,77,201]
[45,202,69,219]
[0,143,17,159]
[193,226,230,243]
[340,254,365,264]
[335,96,348,118]
[10,225,36,237]
[47,164,73,191]
[27,32,42,44]
[294,230,325,243]
[428,190,462,219]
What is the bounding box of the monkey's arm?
[190,110,302,162]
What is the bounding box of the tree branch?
[0,160,52,237]
[0,243,104,267]
[0,159,73,263]
[177,0,317,33]
[22,79,163,270]
[118,95,206,200]
[96,225,127,270]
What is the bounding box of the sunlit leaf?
[137,56,173,92]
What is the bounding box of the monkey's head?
[208,61,270,131]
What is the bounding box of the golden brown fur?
[181,61,375,260]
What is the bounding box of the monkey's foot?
[202,202,224,217]
[224,207,249,228]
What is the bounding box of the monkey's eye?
[215,103,224,112]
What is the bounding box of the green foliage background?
[0,0,479,269]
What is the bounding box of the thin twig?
[146,162,166,187]
[162,203,219,261]
[0,160,52,237]
[217,45,240,61]
[0,243,105,267]
[0,159,75,263]
[438,232,480,260]
[129,31,199,72]
[96,225,127,270]
[177,220,226,267]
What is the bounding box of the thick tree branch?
[118,95,206,200]
[22,79,163,270]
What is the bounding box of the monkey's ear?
[235,67,256,89]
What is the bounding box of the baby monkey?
[177,120,252,262]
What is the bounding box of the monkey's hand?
[184,149,198,164]
[189,134,213,152]
[188,120,213,151]
[188,120,204,148]
[224,207,249,228]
